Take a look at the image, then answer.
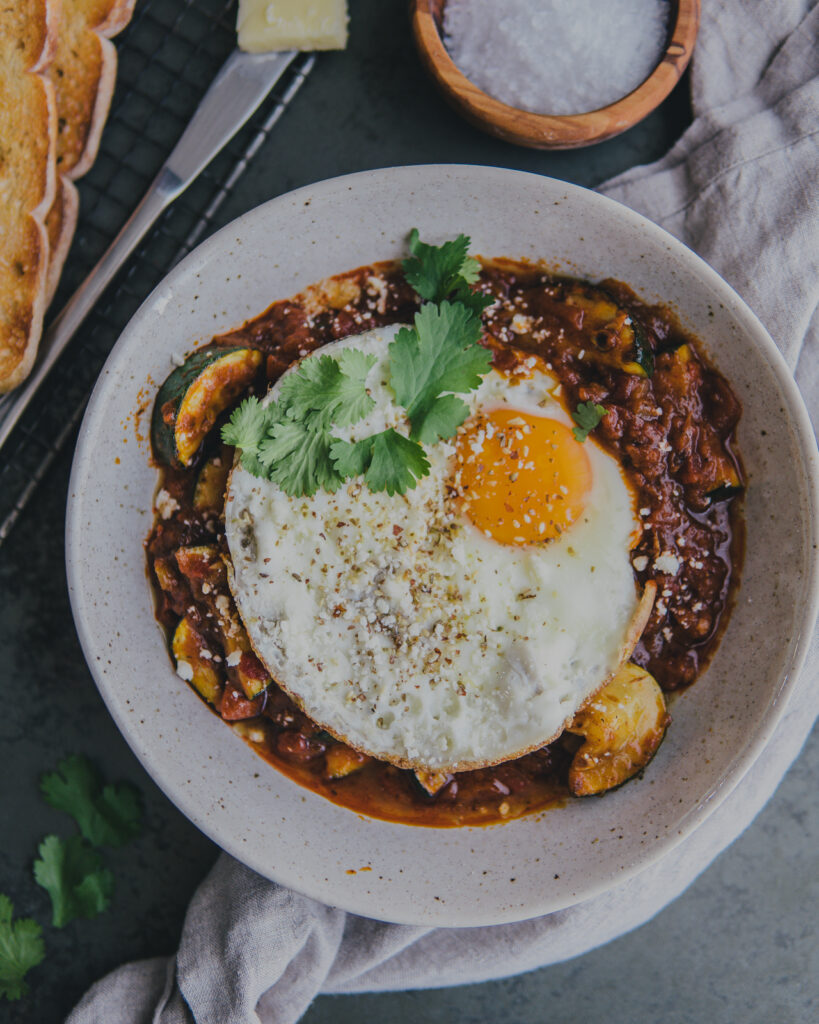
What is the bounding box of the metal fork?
[0,48,310,453]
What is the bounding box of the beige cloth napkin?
[68,2,819,1021]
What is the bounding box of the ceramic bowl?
[66,165,818,926]
[411,0,700,149]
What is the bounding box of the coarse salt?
[443,0,671,116]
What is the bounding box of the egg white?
[224,326,646,772]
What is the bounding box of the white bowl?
[66,166,819,926]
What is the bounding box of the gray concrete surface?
[0,1,816,1021]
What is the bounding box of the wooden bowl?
[411,0,700,149]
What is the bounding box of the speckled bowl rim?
[66,165,819,926]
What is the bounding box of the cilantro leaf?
[40,755,142,848]
[277,352,376,428]
[330,430,430,495]
[450,282,494,320]
[0,895,44,1002]
[221,396,267,455]
[402,229,482,303]
[329,435,375,478]
[389,301,493,444]
[33,836,113,929]
[403,229,482,303]
[572,401,607,442]
[222,349,377,496]
[261,420,345,497]
[365,430,430,495]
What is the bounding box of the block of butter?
[237,0,348,53]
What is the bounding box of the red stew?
[146,259,744,827]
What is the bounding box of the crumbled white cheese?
[653,553,681,575]
[226,650,242,667]
[176,660,194,682]
[510,313,533,334]
[631,555,648,572]
[156,489,179,520]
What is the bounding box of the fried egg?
[225,326,652,772]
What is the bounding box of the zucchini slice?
[193,448,231,511]
[325,744,371,780]
[566,663,669,797]
[414,770,451,796]
[565,283,654,377]
[152,347,262,467]
[172,617,224,706]
[174,544,271,700]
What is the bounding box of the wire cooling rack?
[0,0,314,545]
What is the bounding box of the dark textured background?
[0,2,816,1022]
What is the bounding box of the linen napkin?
[68,2,819,1021]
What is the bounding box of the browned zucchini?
[658,345,743,503]
[172,616,224,706]
[193,447,231,510]
[325,744,371,779]
[152,347,262,467]
[565,283,654,376]
[173,544,271,700]
[175,544,226,590]
[414,770,451,796]
[567,663,669,796]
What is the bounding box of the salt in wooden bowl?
[411,0,700,149]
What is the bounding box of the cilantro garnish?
[572,401,607,442]
[403,228,493,319]
[388,301,492,444]
[0,895,44,1002]
[40,755,142,848]
[223,230,492,497]
[33,836,113,929]
[222,351,377,497]
[331,429,430,496]
[402,228,479,302]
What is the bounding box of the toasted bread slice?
[45,0,136,302]
[0,1,60,393]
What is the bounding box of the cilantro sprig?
[572,401,607,442]
[389,300,492,444]
[40,754,142,848]
[0,896,44,1001]
[223,229,492,497]
[0,756,144,1002]
[33,837,113,929]
[402,229,492,320]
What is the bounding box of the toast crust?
[45,0,137,303]
[0,0,61,392]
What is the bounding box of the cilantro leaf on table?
[388,301,493,444]
[33,836,113,929]
[571,401,607,443]
[0,895,45,1002]
[40,755,142,848]
[330,430,430,496]
[402,228,481,303]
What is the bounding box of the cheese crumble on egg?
[225,326,648,772]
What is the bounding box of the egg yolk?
[453,408,592,546]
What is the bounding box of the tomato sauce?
[146,259,743,826]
